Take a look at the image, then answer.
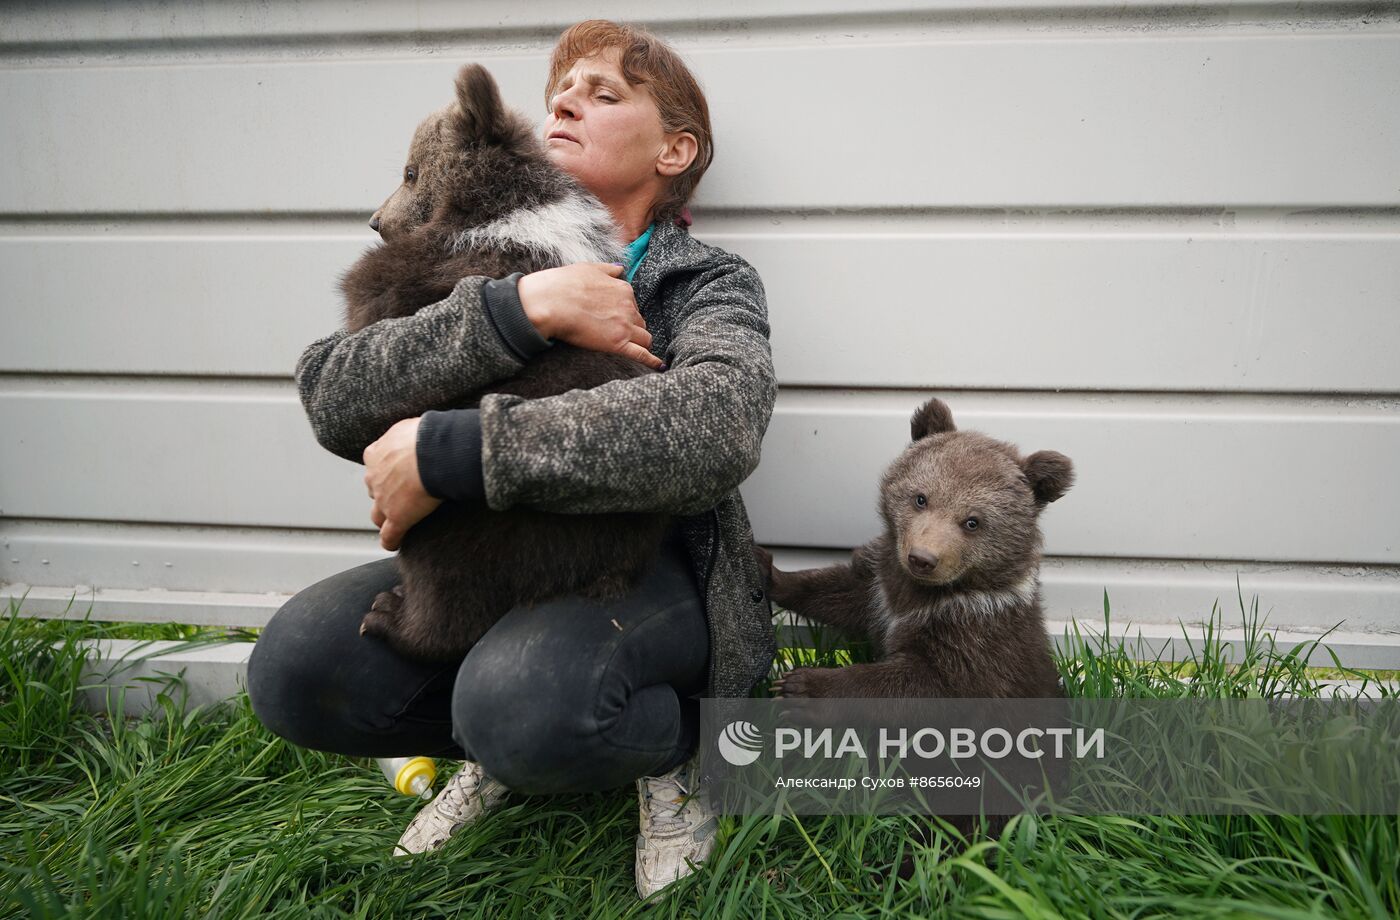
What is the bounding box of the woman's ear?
[656,131,698,177]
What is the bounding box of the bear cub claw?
[771,667,828,699]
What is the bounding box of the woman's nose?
[550,92,579,121]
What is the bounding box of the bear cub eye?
[915,494,927,508]
[404,166,418,183]
[962,516,981,532]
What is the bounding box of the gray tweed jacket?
[294,219,779,698]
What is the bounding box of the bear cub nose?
[906,548,939,575]
[369,216,382,233]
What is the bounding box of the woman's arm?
[295,275,527,462]
[479,255,776,516]
[296,264,659,463]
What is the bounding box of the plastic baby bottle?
[377,756,436,800]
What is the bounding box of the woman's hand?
[363,417,441,551]
[517,263,664,370]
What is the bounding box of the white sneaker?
[634,757,718,898]
[392,759,508,857]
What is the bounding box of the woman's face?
[544,51,671,206]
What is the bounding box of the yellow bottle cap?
[393,756,437,797]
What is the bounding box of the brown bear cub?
[341,63,669,663]
[754,397,1071,699]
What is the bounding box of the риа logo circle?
[717,720,764,766]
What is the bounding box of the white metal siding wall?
[3,2,1398,653]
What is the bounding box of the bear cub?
[341,63,669,663]
[755,397,1071,699]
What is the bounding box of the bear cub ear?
[910,398,956,441]
[451,63,511,145]
[1022,450,1074,506]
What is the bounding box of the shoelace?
[641,774,694,838]
[434,765,483,817]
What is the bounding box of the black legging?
[246,528,710,794]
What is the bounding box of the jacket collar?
[631,218,709,311]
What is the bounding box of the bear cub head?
[342,61,620,332]
[369,63,547,241]
[878,398,1073,596]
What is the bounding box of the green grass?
[2,594,1398,919]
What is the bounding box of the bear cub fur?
[341,63,669,663]
[755,397,1072,699]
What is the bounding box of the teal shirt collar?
[623,222,655,283]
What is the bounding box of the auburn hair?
[546,20,714,225]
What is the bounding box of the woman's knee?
[451,640,601,793]
[450,610,697,792]
[246,557,402,750]
[246,594,332,747]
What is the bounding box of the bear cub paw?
[771,666,831,699]
[359,586,405,638]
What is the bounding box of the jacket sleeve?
[293,274,538,462]
[479,257,778,516]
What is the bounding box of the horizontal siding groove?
[2,6,1395,62]
[699,207,1400,234]
[0,212,383,227]
[771,387,1400,405]
[0,516,377,539]
[768,546,1400,576]
[3,374,1398,407]
[0,371,300,385]
[6,207,1400,231]
[768,387,1400,411]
